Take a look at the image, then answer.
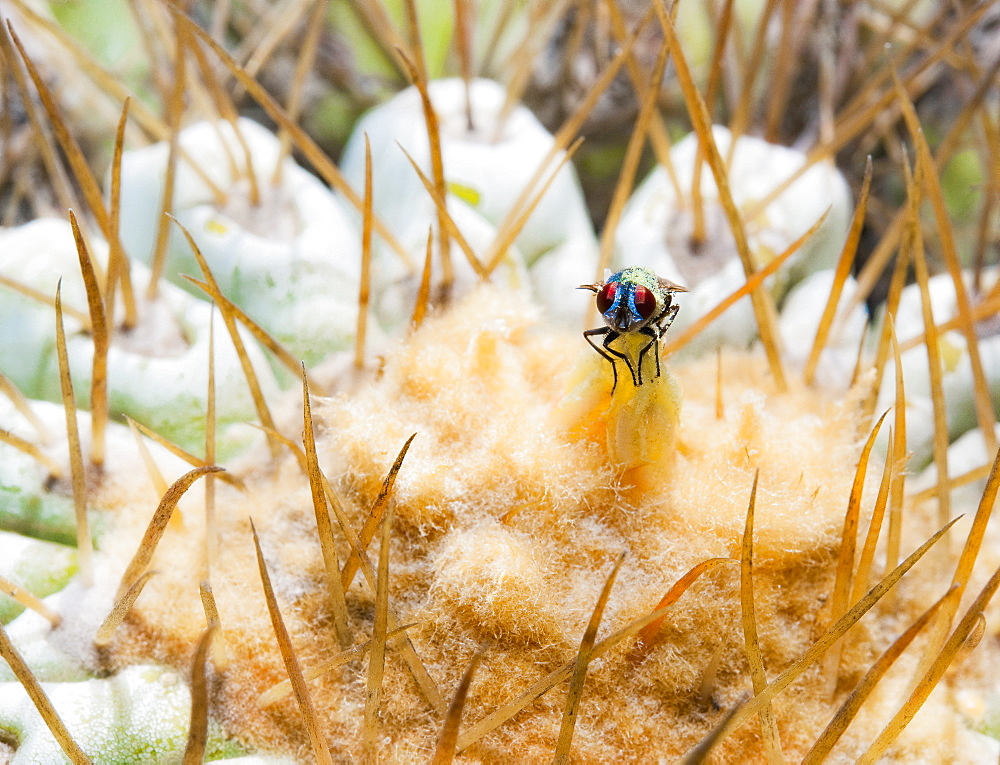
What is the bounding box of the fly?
[579,267,687,393]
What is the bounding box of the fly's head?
[580,267,687,334]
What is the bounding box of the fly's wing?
[657,276,688,293]
[579,268,614,292]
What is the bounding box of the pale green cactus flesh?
[0,665,245,763]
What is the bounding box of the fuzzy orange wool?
[88,286,991,762]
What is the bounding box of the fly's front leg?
[602,331,640,390]
[584,327,640,392]
[636,325,660,384]
[584,327,621,393]
[639,303,681,384]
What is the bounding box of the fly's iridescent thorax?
[595,267,667,333]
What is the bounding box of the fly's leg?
[657,303,680,336]
[584,327,619,392]
[636,325,660,384]
[584,327,638,393]
[603,331,640,389]
[639,303,681,384]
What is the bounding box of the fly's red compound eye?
[596,282,617,314]
[632,285,657,319]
